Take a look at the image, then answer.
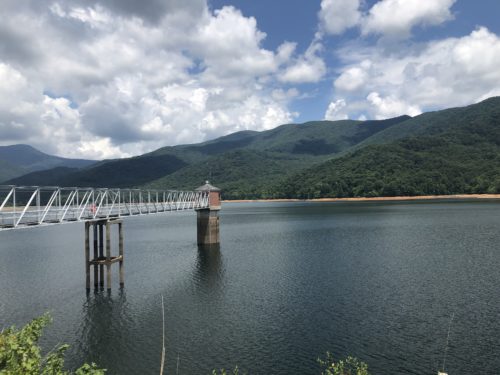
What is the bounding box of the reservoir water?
[1,201,499,374]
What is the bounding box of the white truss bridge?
[0,185,210,230]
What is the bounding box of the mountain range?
[0,144,96,183]
[2,97,500,199]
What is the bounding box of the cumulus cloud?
[194,6,278,78]
[366,92,421,119]
[317,0,456,39]
[362,0,456,38]
[279,40,326,84]
[318,0,361,35]
[334,60,371,91]
[330,27,500,119]
[324,99,348,120]
[0,0,299,158]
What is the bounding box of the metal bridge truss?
[0,185,209,230]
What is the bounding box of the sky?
[1,0,500,159]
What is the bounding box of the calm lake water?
[1,201,500,374]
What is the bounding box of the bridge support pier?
[196,209,220,245]
[84,219,124,291]
[195,181,221,246]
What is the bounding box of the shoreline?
[222,194,500,203]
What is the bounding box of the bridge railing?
[0,185,209,230]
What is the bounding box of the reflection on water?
[77,290,130,362]
[194,244,224,292]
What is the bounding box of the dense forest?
[272,97,500,199]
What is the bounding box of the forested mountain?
[0,144,96,182]
[6,116,410,190]
[274,97,500,198]
[5,97,500,199]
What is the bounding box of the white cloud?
[334,60,371,91]
[319,0,361,35]
[194,6,278,78]
[271,88,300,102]
[0,1,301,158]
[324,99,348,120]
[367,92,421,119]
[279,40,326,84]
[0,63,124,159]
[332,27,500,119]
[317,0,456,39]
[276,41,297,64]
[362,0,456,38]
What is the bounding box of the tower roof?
[195,181,221,192]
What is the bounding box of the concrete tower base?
[197,208,220,245]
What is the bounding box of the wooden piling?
[84,222,90,290]
[84,219,124,290]
[118,222,124,287]
[106,221,111,290]
[93,224,98,288]
[99,223,104,287]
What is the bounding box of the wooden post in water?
[195,181,221,246]
[84,219,124,290]
[118,222,124,288]
[93,225,98,288]
[84,222,90,291]
[106,220,111,291]
[99,223,104,287]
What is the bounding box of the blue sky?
[212,0,500,123]
[1,0,500,158]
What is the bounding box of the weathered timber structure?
[84,219,124,291]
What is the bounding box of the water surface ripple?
[1,201,499,374]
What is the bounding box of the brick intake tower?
[195,181,221,245]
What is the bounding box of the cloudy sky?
[1,0,500,159]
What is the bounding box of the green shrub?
[212,354,369,375]
[318,352,370,375]
[0,313,105,375]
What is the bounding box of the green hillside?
[143,116,412,197]
[274,97,500,198]
[7,116,410,190]
[146,149,311,199]
[355,97,500,148]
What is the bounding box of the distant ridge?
[0,144,96,183]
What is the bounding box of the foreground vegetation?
[1,315,370,375]
[212,355,369,375]
[0,314,104,374]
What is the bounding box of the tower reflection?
[194,244,225,294]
